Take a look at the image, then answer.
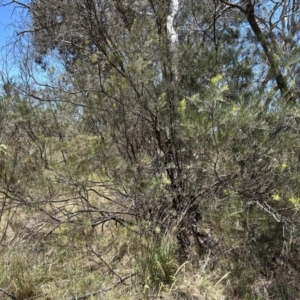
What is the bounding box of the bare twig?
[255,201,282,223]
[0,0,30,10]
[87,246,123,281]
[220,0,245,13]
[0,287,17,300]
[68,273,136,300]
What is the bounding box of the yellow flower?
[280,163,287,171]
[232,104,240,112]
[221,84,229,92]
[272,194,280,201]
[289,197,300,210]
[211,74,223,85]
[178,98,186,113]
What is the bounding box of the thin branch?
[0,288,17,300]
[1,0,30,10]
[67,273,136,300]
[88,244,123,281]
[220,0,246,13]
[255,201,282,223]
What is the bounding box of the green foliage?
[1,0,300,298]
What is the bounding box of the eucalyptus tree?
[221,0,300,103]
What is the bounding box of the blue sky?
[0,4,16,77]
[0,5,15,51]
[0,3,30,77]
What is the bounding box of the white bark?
[166,0,179,45]
[280,0,288,38]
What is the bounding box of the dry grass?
[0,180,227,300]
[0,218,134,299]
[0,207,228,300]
